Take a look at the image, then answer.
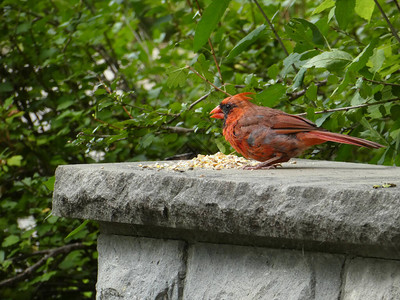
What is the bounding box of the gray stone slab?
[96,234,186,300]
[53,159,400,258]
[342,257,400,300]
[183,242,344,300]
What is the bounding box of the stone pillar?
[52,159,400,299]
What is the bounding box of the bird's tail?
[308,131,384,149]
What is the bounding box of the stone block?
[342,257,400,300]
[183,243,344,300]
[96,234,186,300]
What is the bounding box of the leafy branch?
[394,0,400,13]
[362,78,400,87]
[296,98,400,116]
[252,0,289,56]
[193,0,224,83]
[187,65,232,96]
[288,80,328,101]
[166,92,211,125]
[98,79,134,119]
[373,0,400,45]
[0,243,89,287]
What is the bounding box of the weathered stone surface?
[342,257,400,300]
[96,234,186,300]
[183,243,344,300]
[53,159,400,258]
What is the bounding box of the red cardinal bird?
[210,92,384,169]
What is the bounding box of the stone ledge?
[52,159,400,259]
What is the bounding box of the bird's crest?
[222,92,254,105]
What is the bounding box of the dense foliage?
[1,0,399,298]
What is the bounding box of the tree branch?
[161,126,195,133]
[362,78,400,87]
[188,92,212,110]
[288,80,328,101]
[186,65,232,96]
[93,116,122,130]
[193,0,224,83]
[97,78,134,119]
[235,80,328,101]
[208,39,224,84]
[394,0,400,13]
[0,243,88,287]
[296,98,400,116]
[330,26,364,46]
[166,92,211,125]
[373,0,400,45]
[252,0,289,56]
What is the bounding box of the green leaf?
[16,22,31,34]
[139,133,155,149]
[57,100,74,110]
[98,101,114,111]
[193,0,231,52]
[292,67,307,90]
[359,81,372,99]
[281,52,302,76]
[166,67,187,88]
[215,138,226,153]
[94,87,107,95]
[65,220,89,240]
[2,235,20,247]
[225,25,267,61]
[351,91,365,106]
[367,48,385,73]
[1,259,12,270]
[164,133,178,144]
[293,18,325,46]
[346,40,377,72]
[312,0,335,15]
[43,176,55,192]
[267,64,279,80]
[335,0,356,30]
[107,132,128,144]
[328,6,335,22]
[390,105,400,120]
[306,107,316,122]
[4,96,13,108]
[38,271,57,282]
[47,215,59,224]
[355,0,375,22]
[59,250,83,270]
[256,84,286,107]
[7,155,23,167]
[285,21,314,52]
[303,49,353,69]
[360,117,386,144]
[316,112,333,127]
[331,70,352,96]
[306,82,318,101]
[193,54,214,82]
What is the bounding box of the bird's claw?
[243,163,282,170]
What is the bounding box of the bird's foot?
[243,163,282,170]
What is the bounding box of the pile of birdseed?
[138,152,258,171]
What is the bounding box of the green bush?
[1,0,399,298]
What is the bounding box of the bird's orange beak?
[210,105,224,119]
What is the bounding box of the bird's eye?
[225,104,231,109]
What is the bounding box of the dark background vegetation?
[1,0,399,298]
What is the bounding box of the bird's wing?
[239,107,319,134]
[270,113,319,134]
